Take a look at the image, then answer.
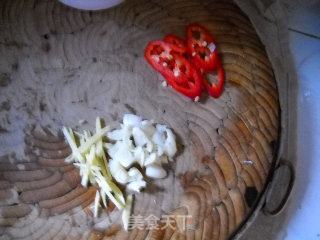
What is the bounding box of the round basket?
[0,1,290,239]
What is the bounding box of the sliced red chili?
[163,53,202,99]
[186,23,218,72]
[202,59,224,98]
[145,40,190,84]
[144,41,202,99]
[164,34,187,54]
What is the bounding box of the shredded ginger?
[62,114,177,230]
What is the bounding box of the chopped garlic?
[128,167,144,182]
[107,128,123,141]
[146,164,167,179]
[127,180,146,192]
[132,146,145,166]
[109,159,129,184]
[152,127,166,147]
[141,120,156,136]
[113,142,135,168]
[132,127,150,147]
[123,114,142,127]
[164,128,177,158]
[159,146,167,157]
[144,152,157,166]
[127,168,146,192]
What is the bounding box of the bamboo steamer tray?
[0,0,280,239]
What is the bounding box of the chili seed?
[161,81,168,87]
[153,55,160,62]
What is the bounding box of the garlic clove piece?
[146,164,167,179]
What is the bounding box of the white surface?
[285,32,320,240]
[288,3,320,38]
[233,1,320,239]
[59,0,124,10]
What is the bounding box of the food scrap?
[62,114,177,230]
[144,23,225,100]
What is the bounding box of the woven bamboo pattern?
[0,0,279,239]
